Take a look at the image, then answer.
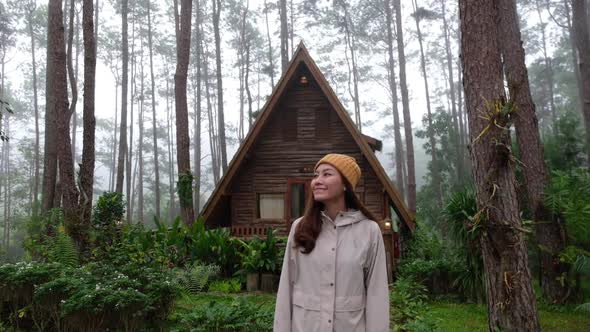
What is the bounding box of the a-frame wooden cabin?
[200,42,415,273]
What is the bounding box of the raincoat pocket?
[334,295,366,332]
[292,289,320,332]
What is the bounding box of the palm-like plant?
[443,189,485,302]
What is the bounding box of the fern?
[48,230,79,268]
[576,303,590,313]
[175,263,220,293]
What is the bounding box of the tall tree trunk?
[49,0,81,245]
[44,0,71,217]
[110,84,118,192]
[340,0,362,132]
[394,0,416,212]
[499,0,569,304]
[263,0,275,87]
[441,0,462,185]
[166,75,176,221]
[460,0,541,330]
[2,119,10,250]
[79,0,96,242]
[27,5,41,216]
[212,0,227,173]
[138,47,145,224]
[412,0,441,205]
[245,39,253,129]
[67,0,77,163]
[562,0,585,116]
[535,0,558,136]
[203,41,219,184]
[175,0,195,225]
[147,0,161,219]
[385,0,405,197]
[193,0,202,214]
[279,0,289,72]
[115,0,129,195]
[573,0,590,164]
[127,15,137,223]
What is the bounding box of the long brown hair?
[294,176,378,254]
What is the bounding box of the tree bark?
[441,0,462,184]
[27,4,41,216]
[175,0,195,225]
[412,0,441,205]
[166,75,176,221]
[263,0,275,87]
[193,0,202,214]
[66,0,77,163]
[498,0,569,304]
[385,0,405,197]
[212,0,227,174]
[394,0,416,212]
[115,0,129,195]
[147,0,161,219]
[138,46,145,224]
[340,0,362,132]
[572,0,590,164]
[44,0,70,216]
[460,0,541,330]
[79,0,96,243]
[279,0,289,72]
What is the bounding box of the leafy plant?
[390,276,429,331]
[238,228,282,275]
[174,263,220,293]
[208,278,242,293]
[47,227,79,268]
[170,297,273,332]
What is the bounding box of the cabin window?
[257,193,285,219]
[290,183,307,220]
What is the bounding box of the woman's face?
[311,164,346,203]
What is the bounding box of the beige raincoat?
[273,210,390,332]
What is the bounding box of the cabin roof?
[200,42,415,231]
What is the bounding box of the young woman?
[273,153,390,332]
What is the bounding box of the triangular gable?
[200,42,415,231]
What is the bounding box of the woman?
[274,153,390,332]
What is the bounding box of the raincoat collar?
[321,209,367,227]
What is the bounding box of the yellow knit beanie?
[314,153,361,189]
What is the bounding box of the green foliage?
[174,263,221,294]
[238,228,282,274]
[208,278,242,293]
[0,261,179,331]
[545,168,590,246]
[177,171,194,208]
[444,190,486,303]
[397,225,463,297]
[47,228,79,268]
[390,276,429,331]
[170,297,273,332]
[543,113,586,172]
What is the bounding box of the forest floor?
[422,301,590,331]
[172,292,590,331]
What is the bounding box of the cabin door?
[286,179,311,231]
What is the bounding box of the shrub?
[174,263,221,293]
[0,261,179,331]
[208,278,242,293]
[390,276,428,332]
[169,297,273,332]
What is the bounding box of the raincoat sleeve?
[365,222,390,332]
[273,219,299,332]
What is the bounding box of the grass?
[173,292,590,331]
[421,301,590,332]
